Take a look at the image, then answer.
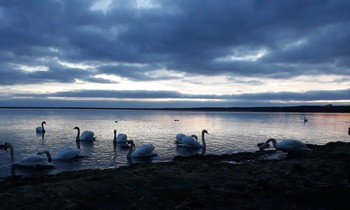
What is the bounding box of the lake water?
[0,108,349,178]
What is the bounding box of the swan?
[348,127,350,135]
[175,134,198,144]
[74,127,95,141]
[53,148,81,160]
[303,116,308,123]
[176,133,186,143]
[126,140,157,158]
[53,140,82,160]
[1,143,54,168]
[177,129,208,148]
[113,129,127,143]
[259,138,310,153]
[36,121,46,133]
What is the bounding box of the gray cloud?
[0,0,349,107]
[12,88,350,103]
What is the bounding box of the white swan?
[259,138,310,153]
[177,129,208,148]
[113,129,127,143]
[53,140,82,161]
[36,121,46,133]
[176,133,186,143]
[53,148,81,160]
[126,140,157,158]
[175,133,198,144]
[1,143,54,168]
[74,127,95,141]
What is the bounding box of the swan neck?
[201,132,206,148]
[76,128,80,141]
[268,139,278,148]
[127,142,135,158]
[6,143,14,161]
[76,141,81,149]
[41,150,52,162]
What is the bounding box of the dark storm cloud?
[1,0,350,86]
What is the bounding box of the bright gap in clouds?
[57,60,97,71]
[1,73,348,98]
[14,64,49,73]
[215,48,270,62]
[90,0,112,14]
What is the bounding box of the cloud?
[10,88,350,103]
[0,0,349,107]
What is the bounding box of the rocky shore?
[0,142,349,210]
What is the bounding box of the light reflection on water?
[0,109,349,178]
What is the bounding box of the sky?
[0,0,349,108]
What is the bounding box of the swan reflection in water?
[127,155,155,164]
[76,139,94,148]
[37,132,45,139]
[176,146,206,157]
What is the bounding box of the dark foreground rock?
[0,142,350,210]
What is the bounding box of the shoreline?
[0,141,349,209]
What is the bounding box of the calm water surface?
[0,109,349,178]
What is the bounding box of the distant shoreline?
[0,105,349,113]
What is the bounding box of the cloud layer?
[0,0,349,107]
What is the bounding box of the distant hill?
[0,105,349,113]
[163,105,350,113]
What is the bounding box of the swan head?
[126,140,134,145]
[73,127,80,130]
[114,129,117,134]
[127,140,136,147]
[37,150,52,162]
[0,144,5,150]
[259,138,275,151]
[42,121,46,125]
[191,134,198,140]
[3,142,12,151]
[202,129,209,134]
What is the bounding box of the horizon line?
[0,105,349,113]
